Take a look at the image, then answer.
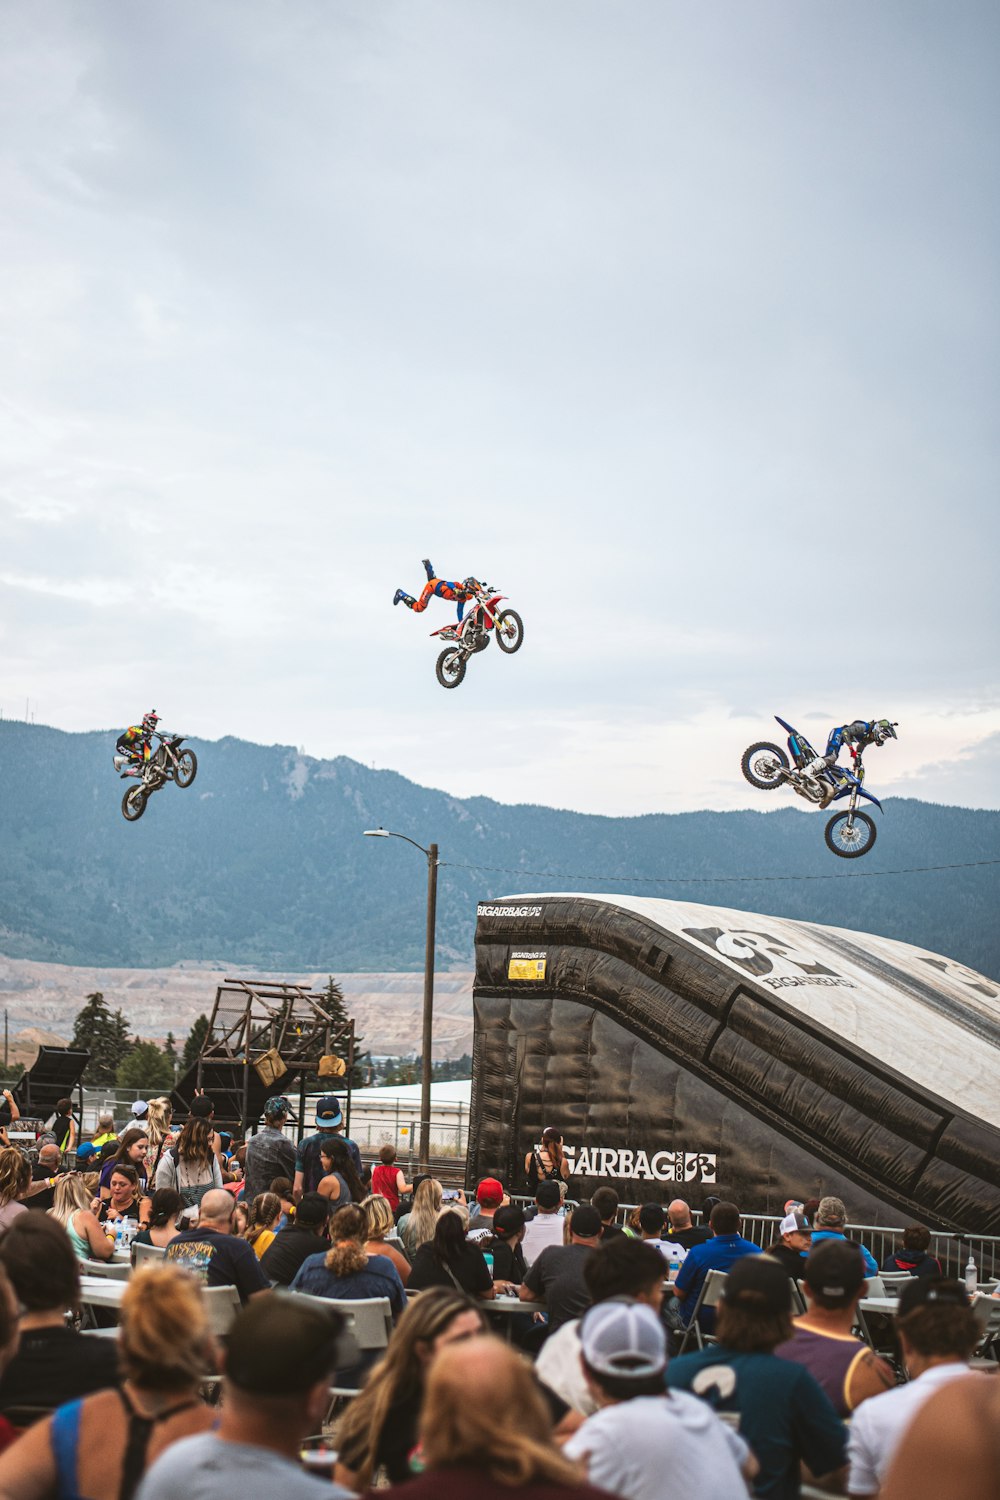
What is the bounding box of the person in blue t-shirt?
[668,1256,847,1500]
[292,1094,365,1201]
[672,1201,761,1335]
[808,1196,879,1276]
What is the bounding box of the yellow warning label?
[508,957,547,981]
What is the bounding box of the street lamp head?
[363,829,390,837]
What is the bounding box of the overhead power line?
[439,857,1000,886]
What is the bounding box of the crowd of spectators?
[0,1089,992,1499]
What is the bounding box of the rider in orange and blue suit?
[394,560,480,622]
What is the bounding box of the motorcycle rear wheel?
[175,749,198,788]
[825,809,877,859]
[495,609,523,654]
[436,648,467,689]
[122,786,148,821]
[741,742,789,789]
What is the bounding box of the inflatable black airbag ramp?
[470,895,1000,1231]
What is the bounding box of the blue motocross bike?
[741,715,882,858]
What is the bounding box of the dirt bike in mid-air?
[741,715,884,858]
[431,582,523,689]
[114,732,198,821]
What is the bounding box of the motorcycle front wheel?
[495,609,524,654]
[122,786,148,822]
[824,810,877,859]
[741,742,790,789]
[175,749,198,788]
[436,648,467,689]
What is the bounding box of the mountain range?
[1,721,998,978]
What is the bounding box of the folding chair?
[202,1285,242,1337]
[284,1291,393,1410]
[132,1242,167,1268]
[878,1273,915,1296]
[676,1269,728,1354]
[971,1294,1000,1363]
[78,1259,131,1280]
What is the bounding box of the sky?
[1,1,998,817]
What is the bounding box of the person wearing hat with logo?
[667,1255,847,1500]
[519,1204,604,1338]
[810,1195,879,1276]
[765,1208,814,1279]
[243,1096,296,1204]
[775,1240,895,1418]
[467,1177,505,1238]
[846,1277,982,1498]
[564,1300,754,1497]
[293,1094,364,1202]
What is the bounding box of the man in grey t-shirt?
[242,1096,296,1204]
[137,1295,353,1500]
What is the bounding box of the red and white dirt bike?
[431,582,524,689]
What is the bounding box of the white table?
[78,1277,128,1310]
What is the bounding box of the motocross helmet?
[462,577,483,593]
[142,711,160,734]
[872,719,897,745]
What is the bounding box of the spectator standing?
[260,1192,330,1287]
[99,1128,150,1203]
[881,1225,942,1278]
[880,1371,1000,1500]
[0,1147,29,1236]
[372,1335,610,1500]
[467,1176,505,1236]
[165,1188,269,1302]
[810,1196,879,1276]
[409,1206,495,1299]
[521,1180,566,1267]
[536,1236,667,1417]
[591,1187,626,1242]
[370,1144,410,1213]
[135,1292,351,1500]
[26,1143,65,1212]
[667,1255,847,1500]
[672,1200,761,1336]
[133,1189,184,1250]
[564,1300,753,1498]
[0,1265,215,1499]
[525,1126,570,1198]
[118,1100,150,1139]
[242,1097,296,1204]
[155,1115,224,1208]
[666,1199,711,1250]
[397,1176,443,1258]
[187,1094,232,1183]
[520,1204,603,1335]
[243,1191,282,1259]
[334,1289,487,1490]
[775,1240,894,1417]
[0,1215,119,1416]
[143,1098,175,1184]
[49,1174,114,1261]
[49,1098,77,1154]
[362,1194,411,1284]
[290,1203,407,1321]
[317,1138,366,1207]
[846,1278,981,1498]
[765,1208,814,1279]
[293,1094,363,1199]
[90,1111,118,1151]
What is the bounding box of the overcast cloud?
[1,1,997,815]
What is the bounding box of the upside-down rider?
[808,719,898,806]
[115,711,159,778]
[393,559,482,622]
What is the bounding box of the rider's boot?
[421,559,434,579]
[393,589,416,607]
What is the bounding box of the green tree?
[164,1032,177,1064]
[116,1042,174,1094]
[70,992,134,1085]
[319,976,364,1087]
[182,1014,210,1072]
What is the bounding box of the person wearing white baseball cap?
[564,1299,755,1498]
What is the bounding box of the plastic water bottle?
[484,1252,495,1282]
[965,1255,978,1294]
[114,1218,125,1253]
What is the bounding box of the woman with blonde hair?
[49,1174,114,1261]
[334,1288,486,1490]
[0,1148,29,1236]
[154,1114,222,1207]
[0,1264,215,1499]
[243,1191,282,1259]
[396,1176,443,1258]
[362,1193,410,1284]
[376,1334,606,1498]
[290,1203,407,1321]
[143,1098,175,1181]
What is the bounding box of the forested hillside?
[1,722,997,976]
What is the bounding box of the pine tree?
[181,1014,210,1073]
[319,976,363,1086]
[116,1042,174,1093]
[164,1032,177,1063]
[70,992,134,1085]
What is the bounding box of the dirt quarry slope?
[0,954,474,1061]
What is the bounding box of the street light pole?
[364,828,440,1173]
